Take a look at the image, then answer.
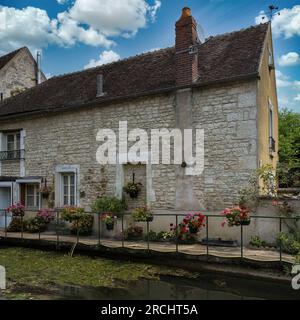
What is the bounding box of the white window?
[55,165,79,208]
[6,132,20,151]
[62,173,76,206]
[26,184,40,208]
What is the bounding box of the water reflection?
[53,274,299,300]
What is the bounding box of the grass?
[0,246,193,299]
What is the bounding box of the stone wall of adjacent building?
[192,80,258,210]
[0,48,43,100]
[0,80,258,211]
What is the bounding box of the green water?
[52,274,299,300]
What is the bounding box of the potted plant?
[6,202,25,217]
[170,212,205,243]
[123,182,142,198]
[39,179,52,199]
[221,206,251,227]
[125,224,143,240]
[36,208,55,224]
[183,212,206,234]
[131,206,153,222]
[61,206,85,223]
[91,196,125,216]
[101,213,117,231]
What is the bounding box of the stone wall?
[0,80,258,211]
[192,81,258,210]
[0,48,44,100]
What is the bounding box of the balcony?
[269,137,276,155]
[0,149,25,161]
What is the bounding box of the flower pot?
[129,191,139,198]
[146,216,154,222]
[41,192,50,199]
[106,222,114,231]
[189,226,199,234]
[240,219,251,226]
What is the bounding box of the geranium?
[221,206,251,227]
[6,203,25,217]
[101,213,117,225]
[171,212,206,242]
[37,209,55,223]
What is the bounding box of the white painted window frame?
[25,184,40,209]
[55,165,80,208]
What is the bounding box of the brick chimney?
[175,7,199,86]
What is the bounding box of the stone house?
[0,8,278,222]
[0,47,46,101]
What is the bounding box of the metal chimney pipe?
[96,74,105,97]
[37,51,42,85]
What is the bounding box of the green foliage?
[249,235,266,248]
[70,214,94,236]
[6,218,23,232]
[25,217,47,233]
[278,109,300,188]
[238,165,276,209]
[144,230,174,242]
[61,206,85,222]
[131,206,153,222]
[91,197,125,216]
[0,247,184,295]
[277,232,300,255]
[123,182,142,198]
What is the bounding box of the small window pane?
[63,196,69,206]
[27,185,34,196]
[16,134,20,150]
[61,173,76,206]
[63,175,68,186]
[7,135,14,151]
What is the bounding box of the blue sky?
[0,0,299,112]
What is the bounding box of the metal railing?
[0,149,25,161]
[0,209,299,263]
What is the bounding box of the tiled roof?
[0,23,269,118]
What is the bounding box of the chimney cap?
[181,7,191,18]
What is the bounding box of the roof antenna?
[262,4,280,22]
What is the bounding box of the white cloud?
[295,94,300,101]
[294,81,300,90]
[84,50,121,69]
[0,1,161,54]
[276,70,292,88]
[57,0,67,4]
[255,5,300,39]
[278,52,300,67]
[69,0,161,38]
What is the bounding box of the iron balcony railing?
[0,149,25,161]
[269,137,276,154]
